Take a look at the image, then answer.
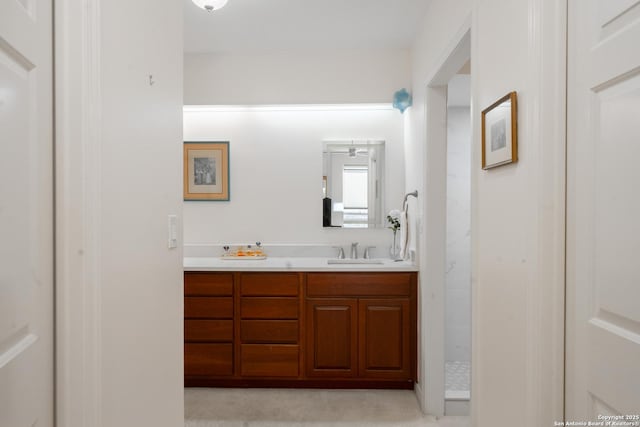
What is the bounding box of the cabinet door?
[358,299,411,379]
[305,299,357,378]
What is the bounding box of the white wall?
[100,1,184,425]
[471,0,566,425]
[184,49,411,105]
[445,105,471,363]
[183,106,405,253]
[56,1,185,425]
[407,0,565,425]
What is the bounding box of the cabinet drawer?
[241,298,299,319]
[185,320,233,342]
[185,343,233,376]
[240,273,299,296]
[185,272,233,296]
[240,344,299,377]
[185,297,233,319]
[240,320,299,344]
[307,273,412,297]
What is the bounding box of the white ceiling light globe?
[192,0,229,12]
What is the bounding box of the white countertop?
[184,257,418,272]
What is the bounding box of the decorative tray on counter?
[220,243,266,260]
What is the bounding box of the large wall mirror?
[322,140,385,228]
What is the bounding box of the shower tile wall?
[445,106,471,364]
[445,361,471,394]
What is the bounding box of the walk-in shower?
[444,74,471,415]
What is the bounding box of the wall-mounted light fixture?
[192,0,229,12]
[392,88,412,113]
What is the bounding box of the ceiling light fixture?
[192,0,228,12]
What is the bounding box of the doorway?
[444,70,471,415]
[419,26,470,417]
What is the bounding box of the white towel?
[399,208,409,260]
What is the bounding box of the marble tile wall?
[445,105,471,363]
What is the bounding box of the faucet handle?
[332,246,345,259]
[363,246,376,259]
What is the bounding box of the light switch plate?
[168,215,178,249]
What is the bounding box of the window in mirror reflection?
[322,175,328,198]
[343,166,368,228]
[322,140,385,229]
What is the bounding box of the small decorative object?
[184,141,230,201]
[392,88,412,113]
[191,0,228,12]
[221,243,267,260]
[481,91,518,169]
[387,209,401,259]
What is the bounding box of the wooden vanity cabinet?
[184,270,416,388]
[305,273,415,382]
[305,298,411,380]
[184,272,234,378]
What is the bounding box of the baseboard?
[445,398,470,416]
[185,378,414,390]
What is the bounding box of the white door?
[0,0,54,426]
[567,0,640,420]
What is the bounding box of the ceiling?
[184,0,430,53]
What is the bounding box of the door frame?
[416,17,471,417]
[54,0,103,425]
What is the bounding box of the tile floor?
[445,361,471,400]
[185,388,470,427]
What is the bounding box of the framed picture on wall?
[183,141,230,201]
[481,91,518,169]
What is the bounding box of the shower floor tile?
[445,360,470,400]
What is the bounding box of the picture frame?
[183,141,230,201]
[481,91,518,169]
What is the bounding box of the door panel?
[594,79,640,326]
[0,0,53,426]
[358,299,411,379]
[567,0,640,419]
[305,299,357,377]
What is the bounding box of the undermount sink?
[327,259,384,265]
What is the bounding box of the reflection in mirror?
[322,141,385,228]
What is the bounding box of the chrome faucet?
[351,242,359,259]
[333,246,345,259]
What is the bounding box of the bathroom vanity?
[184,260,417,389]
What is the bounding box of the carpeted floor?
[185,388,470,427]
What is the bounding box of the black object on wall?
[323,197,332,227]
